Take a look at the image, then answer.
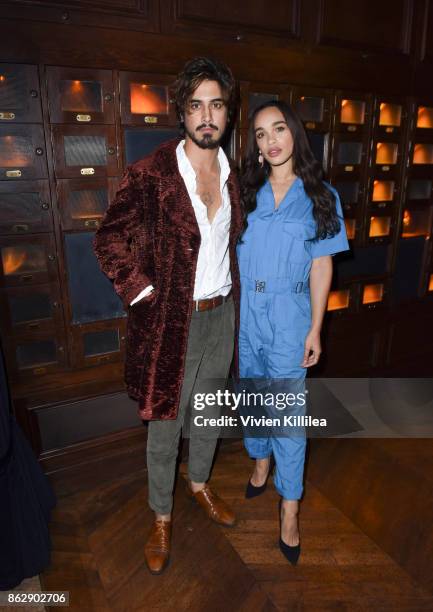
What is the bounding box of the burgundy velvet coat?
[93,138,243,420]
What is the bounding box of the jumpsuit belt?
[241,276,310,295]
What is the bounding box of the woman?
[236,100,349,565]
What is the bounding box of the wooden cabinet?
[51,124,119,178]
[0,63,42,123]
[0,180,52,234]
[46,66,115,124]
[0,124,47,179]
[119,71,176,126]
[161,0,301,45]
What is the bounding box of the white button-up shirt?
[130,139,232,304]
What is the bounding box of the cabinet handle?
[48,254,56,261]
[12,224,29,233]
[29,89,38,98]
[108,147,115,155]
[41,202,49,210]
[35,147,44,156]
[104,93,113,102]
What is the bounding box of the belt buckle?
[295,281,303,293]
[255,280,266,293]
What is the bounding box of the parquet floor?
[40,439,433,611]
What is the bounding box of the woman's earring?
[258,151,264,167]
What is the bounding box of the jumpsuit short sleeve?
[310,184,350,259]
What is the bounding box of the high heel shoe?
[278,537,301,566]
[278,499,301,566]
[245,456,274,498]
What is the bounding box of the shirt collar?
[176,139,231,194]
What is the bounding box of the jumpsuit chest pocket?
[282,220,317,263]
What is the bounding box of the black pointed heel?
[245,456,275,499]
[245,479,267,498]
[279,537,301,566]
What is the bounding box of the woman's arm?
[301,255,333,367]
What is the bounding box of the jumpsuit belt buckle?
[255,280,266,293]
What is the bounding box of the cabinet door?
[161,0,300,46]
[47,66,115,124]
[51,125,118,178]
[0,180,52,234]
[334,92,372,134]
[56,177,119,231]
[69,320,126,368]
[2,329,67,380]
[0,124,47,179]
[123,127,179,165]
[0,234,58,287]
[0,63,42,123]
[292,86,334,133]
[119,72,177,126]
[239,82,290,128]
[2,0,160,33]
[0,283,63,333]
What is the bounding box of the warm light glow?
[300,96,305,101]
[0,136,31,167]
[413,144,433,164]
[1,247,27,275]
[429,274,433,291]
[327,289,350,311]
[363,283,383,304]
[401,209,430,237]
[340,99,365,124]
[130,83,168,115]
[373,180,394,201]
[369,216,391,237]
[344,218,356,240]
[376,142,398,164]
[379,102,402,127]
[0,75,6,82]
[417,106,433,129]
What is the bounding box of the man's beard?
[185,124,224,150]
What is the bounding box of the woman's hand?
[301,329,321,367]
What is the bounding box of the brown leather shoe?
[144,519,171,574]
[189,485,236,527]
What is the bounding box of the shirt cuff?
[130,285,154,305]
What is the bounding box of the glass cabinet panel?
[407,179,432,201]
[0,125,47,179]
[120,72,176,126]
[337,141,363,165]
[335,181,360,204]
[47,66,115,124]
[344,218,356,240]
[372,180,394,202]
[417,106,433,129]
[0,180,52,234]
[294,96,324,122]
[83,329,120,357]
[413,144,433,165]
[327,289,350,311]
[362,283,384,304]
[375,142,398,165]
[0,235,57,287]
[124,127,179,164]
[401,209,431,237]
[369,216,391,238]
[379,103,402,127]
[340,99,365,125]
[0,63,42,123]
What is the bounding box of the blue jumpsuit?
[236,177,349,500]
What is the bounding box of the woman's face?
[254,106,294,167]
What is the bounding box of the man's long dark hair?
[172,57,238,134]
[240,100,341,241]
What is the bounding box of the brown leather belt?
[193,290,232,312]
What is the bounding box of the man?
[93,57,242,574]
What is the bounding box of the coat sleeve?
[93,165,153,309]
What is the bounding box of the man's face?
[183,79,228,149]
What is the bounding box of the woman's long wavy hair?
[240,100,341,242]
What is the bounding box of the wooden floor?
[41,438,433,611]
